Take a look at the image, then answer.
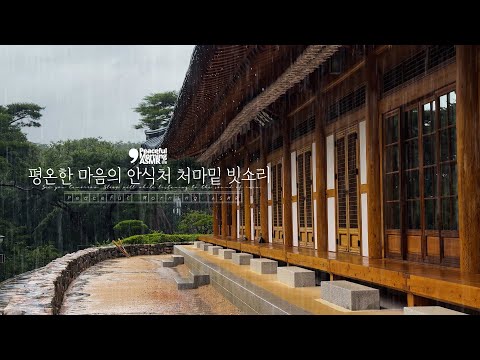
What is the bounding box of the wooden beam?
[315,94,328,251]
[282,111,293,247]
[365,49,383,259]
[457,45,480,273]
[244,152,252,241]
[221,158,229,237]
[260,128,269,242]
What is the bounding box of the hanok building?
[160,45,480,310]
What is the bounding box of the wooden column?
[282,113,293,247]
[365,50,383,259]
[407,293,433,307]
[259,129,269,242]
[212,159,219,237]
[213,201,219,236]
[244,152,252,241]
[221,158,228,238]
[231,154,238,239]
[315,95,328,252]
[231,183,238,239]
[457,45,480,273]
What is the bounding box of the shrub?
[121,233,199,245]
[113,220,149,238]
[176,211,213,234]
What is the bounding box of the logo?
[129,148,168,165]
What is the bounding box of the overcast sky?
[0,45,195,144]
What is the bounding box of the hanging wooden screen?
[271,160,283,244]
[297,148,314,248]
[335,126,360,254]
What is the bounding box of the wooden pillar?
[221,158,228,238]
[365,49,383,259]
[212,159,219,237]
[231,182,238,239]
[407,293,432,307]
[315,95,328,252]
[213,201,219,236]
[282,113,293,247]
[244,152,252,241]
[231,154,238,239]
[259,128,269,242]
[457,45,480,273]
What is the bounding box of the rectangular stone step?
[321,280,380,311]
[161,259,175,267]
[250,258,278,274]
[218,249,236,259]
[190,268,210,287]
[174,276,196,290]
[201,243,213,251]
[172,255,184,266]
[208,246,223,255]
[277,266,315,287]
[403,306,467,315]
[194,241,205,249]
[231,253,253,265]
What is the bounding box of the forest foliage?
[0,102,212,281]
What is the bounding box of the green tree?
[0,103,45,128]
[177,211,213,234]
[113,220,149,238]
[133,91,177,130]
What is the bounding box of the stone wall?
[0,242,190,315]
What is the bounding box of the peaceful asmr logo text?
[129,148,168,165]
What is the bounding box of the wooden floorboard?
[198,235,480,309]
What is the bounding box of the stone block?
[250,258,278,274]
[218,249,236,259]
[194,241,205,249]
[172,255,184,266]
[174,277,195,290]
[208,246,223,256]
[320,280,380,311]
[161,259,175,267]
[231,253,253,265]
[193,241,204,248]
[277,266,315,287]
[201,243,213,251]
[403,306,467,315]
[190,268,210,286]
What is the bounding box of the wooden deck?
[198,235,480,310]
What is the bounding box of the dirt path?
[61,255,241,315]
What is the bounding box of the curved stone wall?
[0,242,190,315]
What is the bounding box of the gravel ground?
[60,255,241,315]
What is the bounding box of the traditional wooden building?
[161,45,480,311]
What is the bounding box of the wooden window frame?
[382,84,459,266]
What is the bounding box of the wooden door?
[336,128,361,254]
[271,160,284,244]
[297,148,314,248]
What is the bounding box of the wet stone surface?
[0,243,189,315]
[61,255,241,315]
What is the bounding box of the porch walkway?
[198,235,480,310]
